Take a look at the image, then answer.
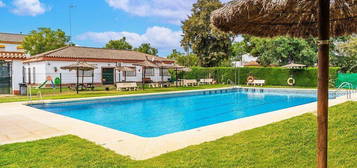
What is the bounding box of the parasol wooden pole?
[317,0,330,168]
[142,67,145,90]
[161,67,164,86]
[76,67,79,94]
[82,70,84,85]
[175,68,178,87]
[91,71,94,91]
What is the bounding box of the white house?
[23,46,174,87]
[232,54,258,67]
[0,33,27,94]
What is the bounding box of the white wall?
[0,42,26,93]
[11,60,24,92]
[0,43,23,52]
[23,61,46,85]
[25,61,171,85]
[232,54,258,67]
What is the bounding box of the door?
[0,61,11,94]
[102,68,114,85]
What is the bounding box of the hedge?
[173,67,340,87]
[336,73,357,89]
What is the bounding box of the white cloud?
[76,26,182,51]
[12,0,48,16]
[106,0,231,24]
[0,1,6,7]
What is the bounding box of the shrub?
[173,67,340,87]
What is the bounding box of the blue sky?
[0,0,230,56]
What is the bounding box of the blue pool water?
[30,89,318,137]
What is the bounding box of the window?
[125,69,136,77]
[22,67,26,83]
[78,70,94,77]
[145,68,155,76]
[32,67,36,84]
[159,69,169,76]
[27,68,31,84]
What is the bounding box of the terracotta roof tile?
[0,51,26,59]
[0,33,26,42]
[30,46,173,62]
[244,61,261,67]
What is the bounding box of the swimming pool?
[30,88,320,137]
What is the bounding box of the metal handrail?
[336,82,353,99]
[227,79,234,85]
[27,85,44,104]
[27,85,32,104]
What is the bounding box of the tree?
[231,35,251,61]
[252,37,317,66]
[333,36,357,72]
[181,0,233,67]
[167,49,199,67]
[104,37,133,50]
[23,28,69,55]
[134,43,158,56]
[233,36,317,66]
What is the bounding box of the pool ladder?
[335,82,355,99]
[27,85,44,104]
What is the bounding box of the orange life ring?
[287,77,295,86]
[247,76,255,82]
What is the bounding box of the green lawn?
[0,84,230,103]
[1,102,356,168]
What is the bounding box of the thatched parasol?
[211,0,357,38]
[133,59,159,68]
[61,62,97,94]
[282,63,307,69]
[60,62,97,71]
[156,63,190,86]
[115,66,136,72]
[156,63,179,83]
[133,57,159,90]
[211,0,356,167]
[115,66,136,82]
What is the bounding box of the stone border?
[0,87,355,160]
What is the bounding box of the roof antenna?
[68,4,76,44]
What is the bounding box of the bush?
[173,67,340,87]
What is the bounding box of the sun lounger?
[199,79,214,85]
[148,83,160,88]
[116,83,138,91]
[161,82,171,88]
[173,80,183,87]
[252,80,265,86]
[183,79,198,87]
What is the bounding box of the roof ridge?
[70,46,135,52]
[0,32,27,36]
[31,46,71,57]
[27,45,174,62]
[0,51,25,54]
[69,46,171,60]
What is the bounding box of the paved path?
[0,115,65,144]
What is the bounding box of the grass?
[0,84,230,103]
[0,102,356,168]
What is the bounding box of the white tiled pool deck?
[0,87,356,160]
